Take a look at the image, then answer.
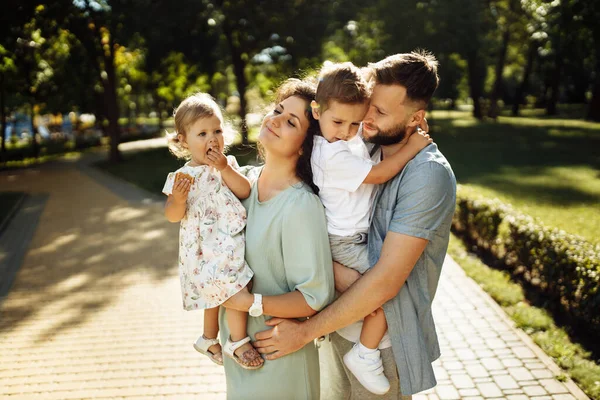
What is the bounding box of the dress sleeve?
[281,191,335,311]
[226,155,240,170]
[162,172,176,196]
[389,162,456,241]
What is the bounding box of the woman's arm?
[224,288,317,318]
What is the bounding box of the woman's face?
[259,95,310,158]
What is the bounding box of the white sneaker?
[343,344,390,395]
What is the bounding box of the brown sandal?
[223,336,264,370]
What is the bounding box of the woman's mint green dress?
[219,173,335,400]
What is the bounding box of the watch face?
[249,307,260,317]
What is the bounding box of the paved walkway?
[0,146,589,399]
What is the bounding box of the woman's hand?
[223,285,253,311]
[206,148,228,171]
[333,261,361,293]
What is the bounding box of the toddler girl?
[163,93,263,370]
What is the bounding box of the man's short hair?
[315,62,371,109]
[370,50,439,105]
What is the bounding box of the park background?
[1,1,599,399]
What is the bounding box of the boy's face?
[312,100,368,143]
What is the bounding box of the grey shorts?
[319,332,412,400]
[329,233,370,274]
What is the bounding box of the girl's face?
[259,96,310,158]
[179,115,225,165]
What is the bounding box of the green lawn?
[430,110,600,244]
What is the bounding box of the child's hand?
[172,176,192,203]
[206,148,228,171]
[407,128,433,151]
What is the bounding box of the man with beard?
[254,51,457,399]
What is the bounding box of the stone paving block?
[490,369,510,376]
[530,397,552,400]
[513,346,537,359]
[476,382,503,398]
[502,358,523,368]
[443,361,464,370]
[523,385,549,396]
[508,367,535,381]
[474,349,495,358]
[433,366,449,381]
[480,357,504,371]
[450,374,475,389]
[458,388,480,396]
[531,369,555,379]
[526,362,548,370]
[539,379,570,394]
[436,384,460,400]
[465,364,489,378]
[507,396,529,400]
[504,389,525,395]
[521,380,540,386]
[456,349,477,361]
[494,348,514,356]
[551,395,576,400]
[493,374,520,390]
[485,338,508,350]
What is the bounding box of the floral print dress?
[163,156,253,310]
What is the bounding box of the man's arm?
[254,231,427,360]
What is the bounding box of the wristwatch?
[249,293,263,317]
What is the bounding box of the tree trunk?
[223,22,249,145]
[587,28,600,121]
[0,73,6,162]
[488,29,510,119]
[466,52,485,120]
[512,41,537,116]
[29,102,38,158]
[546,51,562,116]
[103,34,121,163]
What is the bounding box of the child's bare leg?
[203,306,222,356]
[360,307,387,349]
[227,309,263,367]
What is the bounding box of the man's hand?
[253,318,312,360]
[333,261,361,293]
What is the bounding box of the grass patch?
[430,110,600,244]
[95,145,260,194]
[448,234,600,399]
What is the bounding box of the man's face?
[362,84,412,146]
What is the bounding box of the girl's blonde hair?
[166,93,236,159]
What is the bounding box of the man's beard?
[363,121,407,146]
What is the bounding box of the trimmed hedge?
[452,186,600,335]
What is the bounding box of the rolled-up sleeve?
[281,192,335,311]
[388,162,455,241]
